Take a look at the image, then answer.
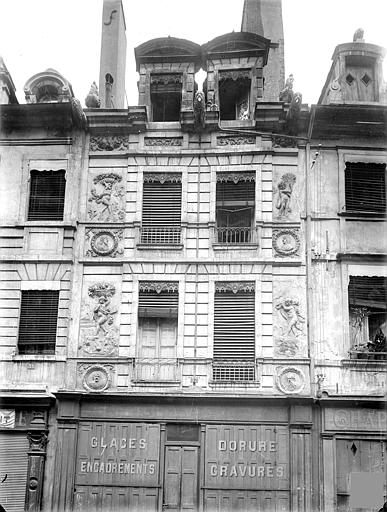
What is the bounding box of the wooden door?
[163,446,199,511]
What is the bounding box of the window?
[345,163,386,214]
[213,283,255,381]
[216,172,255,244]
[219,70,251,120]
[348,276,386,358]
[150,74,182,121]
[141,174,182,244]
[18,290,59,354]
[28,169,66,220]
[136,283,179,381]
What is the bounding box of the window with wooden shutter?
[150,74,182,122]
[213,282,255,381]
[216,172,255,244]
[345,163,386,214]
[136,282,179,381]
[18,290,59,354]
[348,276,386,358]
[141,174,182,244]
[28,169,66,220]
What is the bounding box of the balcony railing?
[212,360,256,382]
[216,226,255,244]
[133,358,180,382]
[140,227,181,245]
[349,350,387,361]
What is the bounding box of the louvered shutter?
[18,290,59,354]
[345,163,386,213]
[0,433,29,512]
[214,291,255,360]
[138,290,178,318]
[141,180,182,243]
[348,276,387,309]
[28,170,66,220]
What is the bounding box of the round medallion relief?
[82,365,111,392]
[276,367,305,394]
[91,231,117,256]
[273,229,300,256]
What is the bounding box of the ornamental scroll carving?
[216,172,255,184]
[85,229,124,258]
[215,282,255,294]
[219,70,250,82]
[217,136,255,146]
[139,282,179,294]
[273,229,300,257]
[90,136,129,152]
[78,364,114,392]
[274,297,305,357]
[151,74,182,85]
[274,173,296,218]
[79,282,119,356]
[143,173,182,184]
[27,432,48,452]
[272,136,297,148]
[88,173,125,222]
[145,138,182,147]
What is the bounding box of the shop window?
[218,70,251,120]
[18,290,59,354]
[136,283,179,381]
[345,163,386,214]
[28,169,66,221]
[213,283,255,381]
[141,174,182,244]
[336,439,387,512]
[348,276,386,359]
[216,172,255,244]
[150,73,182,122]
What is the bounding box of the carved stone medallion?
[273,229,300,257]
[276,367,305,394]
[81,365,112,392]
[86,229,123,257]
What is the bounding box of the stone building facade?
[0,1,385,511]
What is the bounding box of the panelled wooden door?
[163,446,199,511]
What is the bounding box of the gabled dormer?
[202,32,270,122]
[135,37,201,122]
[319,33,386,105]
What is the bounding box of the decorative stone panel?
[87,172,125,222]
[89,136,129,152]
[85,228,124,258]
[273,228,300,257]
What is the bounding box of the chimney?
[241,0,285,102]
[99,0,127,108]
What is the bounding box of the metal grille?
[0,433,29,512]
[134,358,179,381]
[141,180,181,243]
[216,226,254,244]
[28,169,66,220]
[212,361,255,382]
[345,163,386,213]
[214,291,255,362]
[18,290,59,354]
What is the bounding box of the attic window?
[219,70,251,121]
[150,73,182,122]
[36,84,59,103]
[361,73,371,86]
[346,73,355,86]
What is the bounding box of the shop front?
[52,394,315,512]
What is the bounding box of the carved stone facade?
[275,366,305,394]
[78,363,114,392]
[144,137,182,146]
[217,135,255,146]
[90,136,129,152]
[273,229,300,257]
[85,228,124,257]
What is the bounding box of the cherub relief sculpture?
[79,282,119,356]
[275,173,296,218]
[88,173,124,222]
[279,74,294,103]
[276,298,305,337]
[274,296,306,357]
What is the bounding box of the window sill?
[131,380,181,387]
[136,243,183,250]
[18,221,77,228]
[210,381,260,388]
[10,354,67,362]
[213,243,259,250]
[342,357,387,367]
[338,211,386,220]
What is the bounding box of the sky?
[0,0,386,107]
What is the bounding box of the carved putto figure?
[88,173,124,222]
[275,173,296,218]
[79,282,118,356]
[276,298,305,337]
[238,100,249,120]
[279,74,294,103]
[353,28,364,42]
[85,81,101,108]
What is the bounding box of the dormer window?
[219,70,251,120]
[150,74,182,122]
